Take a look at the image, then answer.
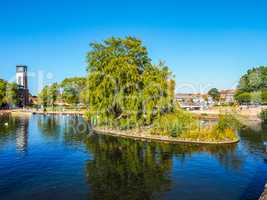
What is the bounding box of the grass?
[151,111,239,142]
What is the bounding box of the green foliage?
[152,110,197,137]
[215,114,240,133]
[259,109,267,122]
[234,92,251,104]
[5,82,19,106]
[61,77,86,105]
[47,83,59,109]
[238,66,267,92]
[0,79,7,107]
[86,36,174,128]
[38,77,87,109]
[38,86,49,110]
[235,66,267,104]
[0,79,20,108]
[208,88,220,101]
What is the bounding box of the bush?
[234,92,251,104]
[152,110,197,137]
[152,112,239,142]
[259,109,267,122]
[215,114,240,133]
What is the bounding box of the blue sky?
[0,0,267,95]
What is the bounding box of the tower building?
[16,65,29,107]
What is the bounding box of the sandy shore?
[93,127,239,145]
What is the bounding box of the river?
[0,114,266,200]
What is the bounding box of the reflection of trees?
[84,135,173,200]
[84,135,242,199]
[63,116,89,145]
[37,115,61,139]
[0,113,20,148]
[238,124,267,157]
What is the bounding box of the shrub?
[215,114,240,133]
[152,110,197,137]
[234,92,251,105]
[259,109,267,122]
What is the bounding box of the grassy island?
[33,36,239,144]
[80,37,239,144]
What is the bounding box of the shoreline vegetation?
[93,127,240,145]
[0,109,239,144]
[6,36,267,145]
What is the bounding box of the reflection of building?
[16,65,29,107]
[16,116,29,153]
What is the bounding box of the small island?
[81,37,239,144]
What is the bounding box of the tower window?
[18,76,22,86]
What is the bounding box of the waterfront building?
[16,65,29,107]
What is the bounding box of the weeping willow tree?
[86,36,175,129]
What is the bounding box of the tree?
[5,82,19,107]
[235,66,267,104]
[234,92,251,105]
[61,77,86,106]
[0,79,7,107]
[48,83,59,109]
[38,86,49,111]
[86,36,174,128]
[208,88,220,101]
[237,66,267,92]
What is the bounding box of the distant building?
[175,93,209,110]
[16,65,29,107]
[220,89,235,104]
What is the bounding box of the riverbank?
[191,106,264,121]
[9,109,84,115]
[0,110,11,114]
[93,127,240,145]
[259,183,267,200]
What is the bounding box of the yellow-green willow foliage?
[86,37,175,128]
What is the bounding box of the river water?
[0,114,266,200]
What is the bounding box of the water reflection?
[83,134,245,199]
[238,123,267,159]
[0,113,29,153]
[63,115,90,145]
[15,116,29,153]
[84,135,172,200]
[37,115,61,139]
[0,114,266,200]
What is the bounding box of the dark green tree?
[208,88,220,101]
[235,66,267,104]
[0,79,7,107]
[48,83,59,109]
[61,77,86,106]
[5,82,19,107]
[38,85,49,111]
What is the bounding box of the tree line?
[38,77,88,110]
[0,79,20,108]
[235,66,267,104]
